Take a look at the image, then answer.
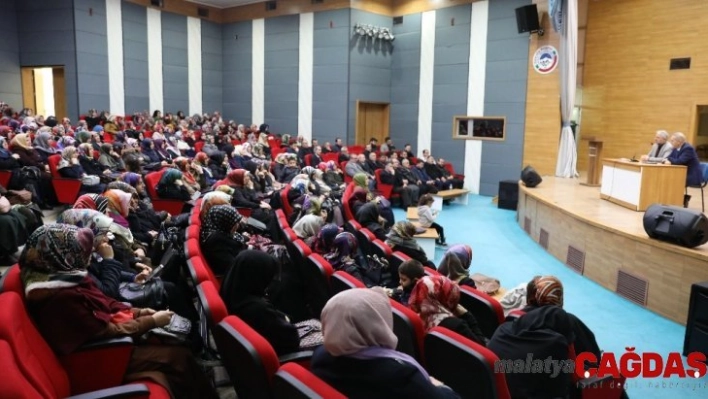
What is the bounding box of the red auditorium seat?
[194,141,204,153]
[273,362,347,399]
[424,266,441,277]
[214,315,313,399]
[144,169,185,216]
[425,326,511,399]
[48,154,82,204]
[330,270,365,296]
[375,168,395,200]
[353,227,375,256]
[444,162,465,181]
[340,162,353,184]
[0,292,168,397]
[282,227,297,242]
[0,264,22,295]
[390,299,426,362]
[303,253,334,316]
[371,239,393,261]
[459,285,505,339]
[505,309,526,321]
[280,184,293,217]
[304,154,313,166]
[0,170,11,188]
[196,281,228,327]
[389,251,412,277]
[187,254,220,289]
[321,152,338,163]
[344,219,361,235]
[186,224,200,240]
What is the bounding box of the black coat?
[311,348,460,399]
[201,233,246,276]
[438,312,487,346]
[79,155,107,176]
[156,184,191,201]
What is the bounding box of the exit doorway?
[355,101,390,146]
[21,66,66,118]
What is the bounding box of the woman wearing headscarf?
[292,214,325,247]
[153,138,173,163]
[104,189,132,228]
[77,142,109,177]
[164,135,181,159]
[194,152,216,187]
[140,138,161,163]
[385,221,433,268]
[200,205,247,276]
[156,168,193,201]
[0,136,21,171]
[174,158,202,192]
[74,193,109,213]
[487,305,576,399]
[313,223,341,255]
[98,143,125,171]
[220,250,302,356]
[322,160,345,190]
[199,190,232,223]
[409,275,486,346]
[19,224,218,399]
[437,244,476,288]
[10,133,46,171]
[0,193,28,265]
[311,288,460,398]
[324,232,371,284]
[226,169,273,225]
[57,146,106,194]
[33,129,56,162]
[243,160,277,194]
[522,276,602,367]
[356,202,388,241]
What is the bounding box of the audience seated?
[19,224,217,399]
[390,259,426,305]
[356,202,389,241]
[156,169,193,201]
[438,245,476,288]
[409,275,486,346]
[385,221,434,268]
[311,288,460,399]
[200,205,248,276]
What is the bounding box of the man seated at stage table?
[640,130,672,163]
[663,132,703,207]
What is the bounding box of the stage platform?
[517,177,708,325]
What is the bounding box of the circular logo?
[533,45,559,74]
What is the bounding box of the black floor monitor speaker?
[521,165,542,188]
[498,180,519,210]
[684,282,708,357]
[515,4,540,34]
[643,204,708,248]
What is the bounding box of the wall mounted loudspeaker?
[643,204,708,248]
[515,5,541,34]
[521,165,542,188]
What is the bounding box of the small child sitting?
[417,194,447,246]
[389,259,426,306]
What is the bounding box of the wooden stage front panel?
[517,177,708,325]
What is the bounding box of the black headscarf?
[220,250,279,314]
[355,202,380,226]
[487,306,575,399]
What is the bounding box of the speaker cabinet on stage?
[643,204,708,248]
[521,165,542,188]
[684,282,708,358]
[498,180,519,210]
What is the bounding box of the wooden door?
[20,67,36,113]
[355,101,390,146]
[52,67,66,119]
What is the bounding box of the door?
[52,67,66,120]
[20,66,66,118]
[20,67,36,113]
[356,101,390,146]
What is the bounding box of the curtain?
[555,0,579,178]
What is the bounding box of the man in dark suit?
[663,132,703,207]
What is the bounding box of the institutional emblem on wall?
[533,45,558,74]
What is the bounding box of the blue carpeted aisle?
[391,195,707,399]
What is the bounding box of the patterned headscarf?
[313,224,341,255]
[533,276,564,307]
[409,275,460,331]
[199,191,232,222]
[19,224,94,274]
[324,232,358,270]
[104,189,132,217]
[200,205,243,243]
[74,194,109,213]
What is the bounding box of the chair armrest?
[278,350,315,369]
[60,337,135,395]
[66,384,150,399]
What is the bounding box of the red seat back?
[426,326,511,399]
[186,225,200,241]
[280,184,293,216]
[283,228,297,242]
[0,264,23,296]
[47,154,62,178]
[214,315,281,398]
[194,141,204,153]
[0,340,43,398]
[144,170,164,200]
[330,271,366,296]
[424,267,440,277]
[375,169,394,199]
[48,154,83,204]
[196,281,228,327]
[0,170,12,188]
[0,292,71,398]
[390,299,426,362]
[459,286,505,339]
[273,363,346,399]
[304,154,313,166]
[371,239,393,261]
[389,251,412,279]
[321,153,338,163]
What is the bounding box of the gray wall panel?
[202,20,223,114]
[222,20,252,124]
[264,15,299,132]
[431,4,470,171]
[389,13,421,149]
[74,0,109,113]
[121,1,148,114]
[161,12,188,113]
[0,1,21,106]
[479,0,531,196]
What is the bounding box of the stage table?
[600,158,686,211]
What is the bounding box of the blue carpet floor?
[391,195,708,399]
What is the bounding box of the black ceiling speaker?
[521,165,542,188]
[515,4,540,34]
